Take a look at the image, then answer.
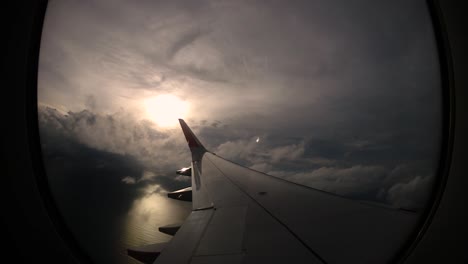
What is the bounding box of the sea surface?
[42,140,192,264]
[49,172,191,264]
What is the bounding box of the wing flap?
[127,242,167,264]
[167,187,192,202]
[155,210,214,264]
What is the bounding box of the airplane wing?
[133,119,419,264]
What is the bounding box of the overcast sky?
[39,0,441,215]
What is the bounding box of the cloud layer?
[39,0,442,213]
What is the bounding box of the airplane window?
[38,1,441,263]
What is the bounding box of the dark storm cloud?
[41,127,144,214]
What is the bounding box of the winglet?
[179,119,206,151]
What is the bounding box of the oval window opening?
[38,1,443,263]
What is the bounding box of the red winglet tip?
[179,119,206,150]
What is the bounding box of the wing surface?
[154,119,418,264]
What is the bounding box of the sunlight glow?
[144,94,189,128]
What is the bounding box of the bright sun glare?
[144,94,189,128]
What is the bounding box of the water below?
[42,142,192,264]
[50,174,191,264]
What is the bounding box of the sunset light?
[144,94,189,128]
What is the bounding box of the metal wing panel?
[205,153,419,263]
[155,209,213,264]
[192,153,322,262]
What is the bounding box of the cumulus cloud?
[273,163,434,210]
[121,176,136,184]
[39,103,438,210]
[38,106,191,174]
[215,137,306,163]
[38,104,196,211]
[386,175,433,210]
[209,126,436,210]
[269,142,305,163]
[283,165,387,198]
[142,184,164,195]
[139,171,157,182]
[215,137,260,161]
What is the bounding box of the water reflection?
[39,132,191,264]
[121,186,191,249]
[117,185,191,264]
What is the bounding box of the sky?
[38,0,441,262]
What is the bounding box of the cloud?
[38,0,442,212]
[273,163,435,210]
[215,137,260,161]
[269,142,305,163]
[139,171,157,182]
[121,176,136,184]
[38,106,191,173]
[214,137,306,167]
[37,104,198,224]
[386,175,432,210]
[142,184,164,195]
[283,165,387,198]
[167,28,206,60]
[208,125,436,210]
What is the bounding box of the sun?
[144,94,189,128]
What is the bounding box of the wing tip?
[179,119,206,151]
